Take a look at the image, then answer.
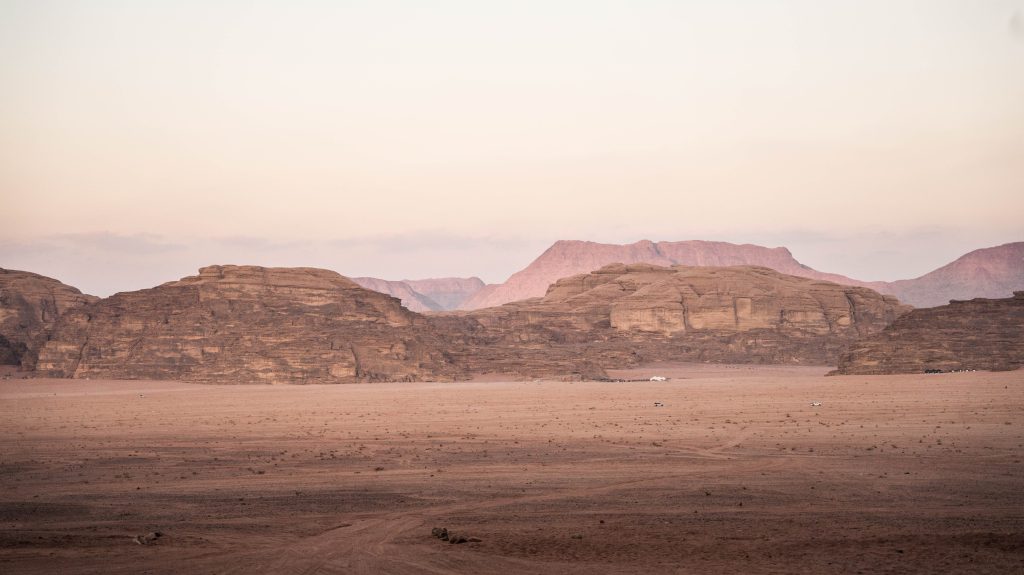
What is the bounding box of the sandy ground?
[1,364,1022,574]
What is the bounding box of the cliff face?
[351,276,484,312]
[36,266,464,383]
[31,264,909,383]
[443,264,909,378]
[832,292,1024,375]
[885,243,1024,308]
[459,240,884,310]
[0,269,97,368]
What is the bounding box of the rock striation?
[30,264,909,383]
[351,276,484,312]
[832,292,1024,375]
[0,268,97,368]
[443,264,909,378]
[35,266,464,383]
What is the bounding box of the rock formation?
[351,277,484,312]
[459,240,886,310]
[30,263,909,383]
[35,266,464,383]
[832,292,1024,375]
[884,242,1024,308]
[457,240,1024,310]
[0,268,97,368]
[443,264,910,378]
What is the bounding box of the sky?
[1,0,1022,296]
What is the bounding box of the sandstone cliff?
[0,268,97,368]
[36,266,464,383]
[459,240,885,310]
[832,292,1024,375]
[30,264,908,383]
[351,276,484,312]
[443,264,909,378]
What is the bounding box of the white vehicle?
[649,376,667,382]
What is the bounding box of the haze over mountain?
[882,242,1024,308]
[457,240,1024,310]
[350,277,484,312]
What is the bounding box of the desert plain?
[1,364,1022,574]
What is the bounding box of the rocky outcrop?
[0,269,97,368]
[884,242,1024,308]
[30,264,908,383]
[35,266,465,383]
[458,240,1024,310]
[459,240,886,310]
[351,277,484,312]
[832,292,1024,375]
[442,264,909,378]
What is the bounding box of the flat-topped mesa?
[0,268,97,368]
[831,291,1024,375]
[446,264,910,376]
[35,265,465,383]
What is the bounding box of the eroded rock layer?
[0,269,97,368]
[35,266,463,383]
[33,264,911,383]
[832,292,1024,375]
[442,264,910,379]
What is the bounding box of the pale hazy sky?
[1,0,1022,296]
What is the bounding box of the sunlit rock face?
[36,265,464,383]
[443,264,909,378]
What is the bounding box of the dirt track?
[1,365,1022,574]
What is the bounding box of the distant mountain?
[401,277,485,310]
[457,240,1023,310]
[883,243,1024,308]
[350,277,444,312]
[459,240,883,310]
[350,276,484,312]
